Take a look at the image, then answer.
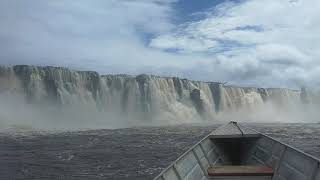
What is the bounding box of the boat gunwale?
[246,125,320,162]
[152,123,320,180]
[208,134,261,139]
[152,129,214,180]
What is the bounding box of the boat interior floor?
[207,137,274,180]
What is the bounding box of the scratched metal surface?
[0,123,319,180]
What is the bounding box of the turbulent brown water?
[0,123,319,180]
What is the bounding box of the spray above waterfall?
[0,65,319,130]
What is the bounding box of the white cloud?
[0,0,320,88]
[0,0,191,69]
[150,0,320,88]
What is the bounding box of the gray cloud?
[0,0,179,67]
[150,0,320,88]
[0,0,319,89]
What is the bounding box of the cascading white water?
[0,65,316,129]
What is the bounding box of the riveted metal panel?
[184,164,205,180]
[199,156,210,170]
[201,139,215,154]
[193,145,210,170]
[282,148,318,176]
[314,165,320,180]
[175,152,197,178]
[163,168,179,180]
[194,146,205,159]
[255,148,270,162]
[271,143,285,158]
[277,162,307,180]
[257,137,274,153]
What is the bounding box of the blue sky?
[0,0,319,88]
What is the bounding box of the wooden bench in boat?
[208,166,273,176]
[208,166,273,180]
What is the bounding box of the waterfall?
[0,65,314,128]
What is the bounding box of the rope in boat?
[231,121,244,136]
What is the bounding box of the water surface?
[0,123,319,180]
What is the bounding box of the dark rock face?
[136,74,152,116]
[190,89,204,114]
[300,87,310,104]
[0,66,16,92]
[258,88,268,102]
[209,83,223,112]
[173,77,183,99]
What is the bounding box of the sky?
[0,0,319,88]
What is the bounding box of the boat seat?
[207,166,273,176]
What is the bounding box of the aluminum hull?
[153,122,320,180]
